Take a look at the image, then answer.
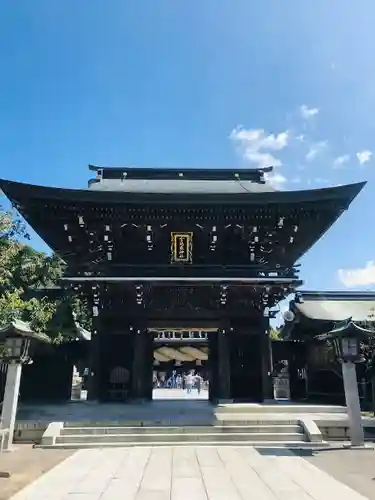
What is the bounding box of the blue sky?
[1,0,375,291]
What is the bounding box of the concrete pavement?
[9,446,369,500]
[0,445,74,500]
[303,448,375,500]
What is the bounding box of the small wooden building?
[283,291,375,405]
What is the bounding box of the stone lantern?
[0,320,50,451]
[316,317,373,447]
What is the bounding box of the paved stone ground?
[0,445,73,500]
[8,446,371,500]
[300,448,375,500]
[153,388,209,400]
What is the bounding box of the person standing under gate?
[185,372,194,394]
[195,373,202,395]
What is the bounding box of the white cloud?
[291,177,301,184]
[229,112,334,189]
[229,126,289,168]
[230,127,288,151]
[261,132,289,151]
[356,150,372,165]
[244,152,282,168]
[338,261,375,287]
[300,105,319,120]
[265,172,287,188]
[306,141,328,162]
[333,154,350,168]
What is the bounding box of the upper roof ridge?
[88,164,273,183]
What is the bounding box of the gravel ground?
[296,447,375,499]
[0,445,74,500]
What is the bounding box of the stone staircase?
[40,418,322,449]
[33,402,345,449]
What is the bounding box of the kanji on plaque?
[171,232,193,263]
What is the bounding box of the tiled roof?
[295,299,375,322]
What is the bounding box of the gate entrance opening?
[152,329,210,401]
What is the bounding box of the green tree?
[0,206,90,341]
[269,326,282,340]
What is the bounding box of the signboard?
[154,331,208,342]
[171,232,193,263]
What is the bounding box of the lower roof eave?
[61,276,303,286]
[295,290,375,301]
[0,177,366,204]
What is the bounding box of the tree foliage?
[0,206,90,341]
[269,327,282,340]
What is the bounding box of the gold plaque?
[171,232,193,263]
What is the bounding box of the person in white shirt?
[185,372,194,394]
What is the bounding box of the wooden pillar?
[87,284,102,401]
[87,318,101,401]
[261,312,274,401]
[208,332,218,402]
[131,328,154,400]
[217,329,231,401]
[132,329,145,400]
[132,328,153,401]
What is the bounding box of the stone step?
[56,432,306,444]
[216,404,346,414]
[64,419,301,427]
[40,440,321,449]
[61,425,303,436]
